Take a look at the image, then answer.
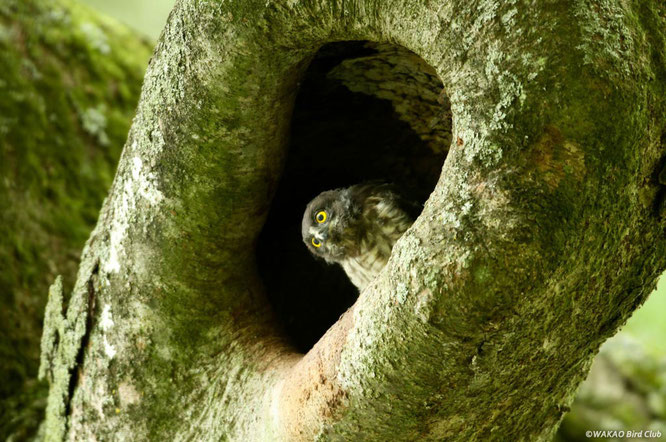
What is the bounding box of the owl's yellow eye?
[315,210,327,223]
[311,237,322,248]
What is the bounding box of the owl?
[301,182,416,290]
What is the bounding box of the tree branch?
[42,0,666,440]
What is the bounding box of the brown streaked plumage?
[301,183,415,290]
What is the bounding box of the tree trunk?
[40,0,666,440]
[0,0,151,438]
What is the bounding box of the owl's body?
[302,183,415,290]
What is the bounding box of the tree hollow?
[257,40,450,351]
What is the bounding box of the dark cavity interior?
[257,41,451,352]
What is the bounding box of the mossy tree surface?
[0,0,151,438]
[39,0,666,440]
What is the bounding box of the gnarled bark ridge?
[40,0,666,440]
[0,0,151,438]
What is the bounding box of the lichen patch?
[103,153,164,275]
[103,335,116,359]
[100,304,114,331]
[118,382,141,407]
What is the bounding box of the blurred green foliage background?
[79,0,175,39]
[627,278,666,357]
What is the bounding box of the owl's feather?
[302,182,415,290]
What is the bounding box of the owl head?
[301,187,360,263]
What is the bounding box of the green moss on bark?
[0,0,152,438]
[35,0,666,440]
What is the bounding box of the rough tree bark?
[0,0,151,438]
[40,0,666,440]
